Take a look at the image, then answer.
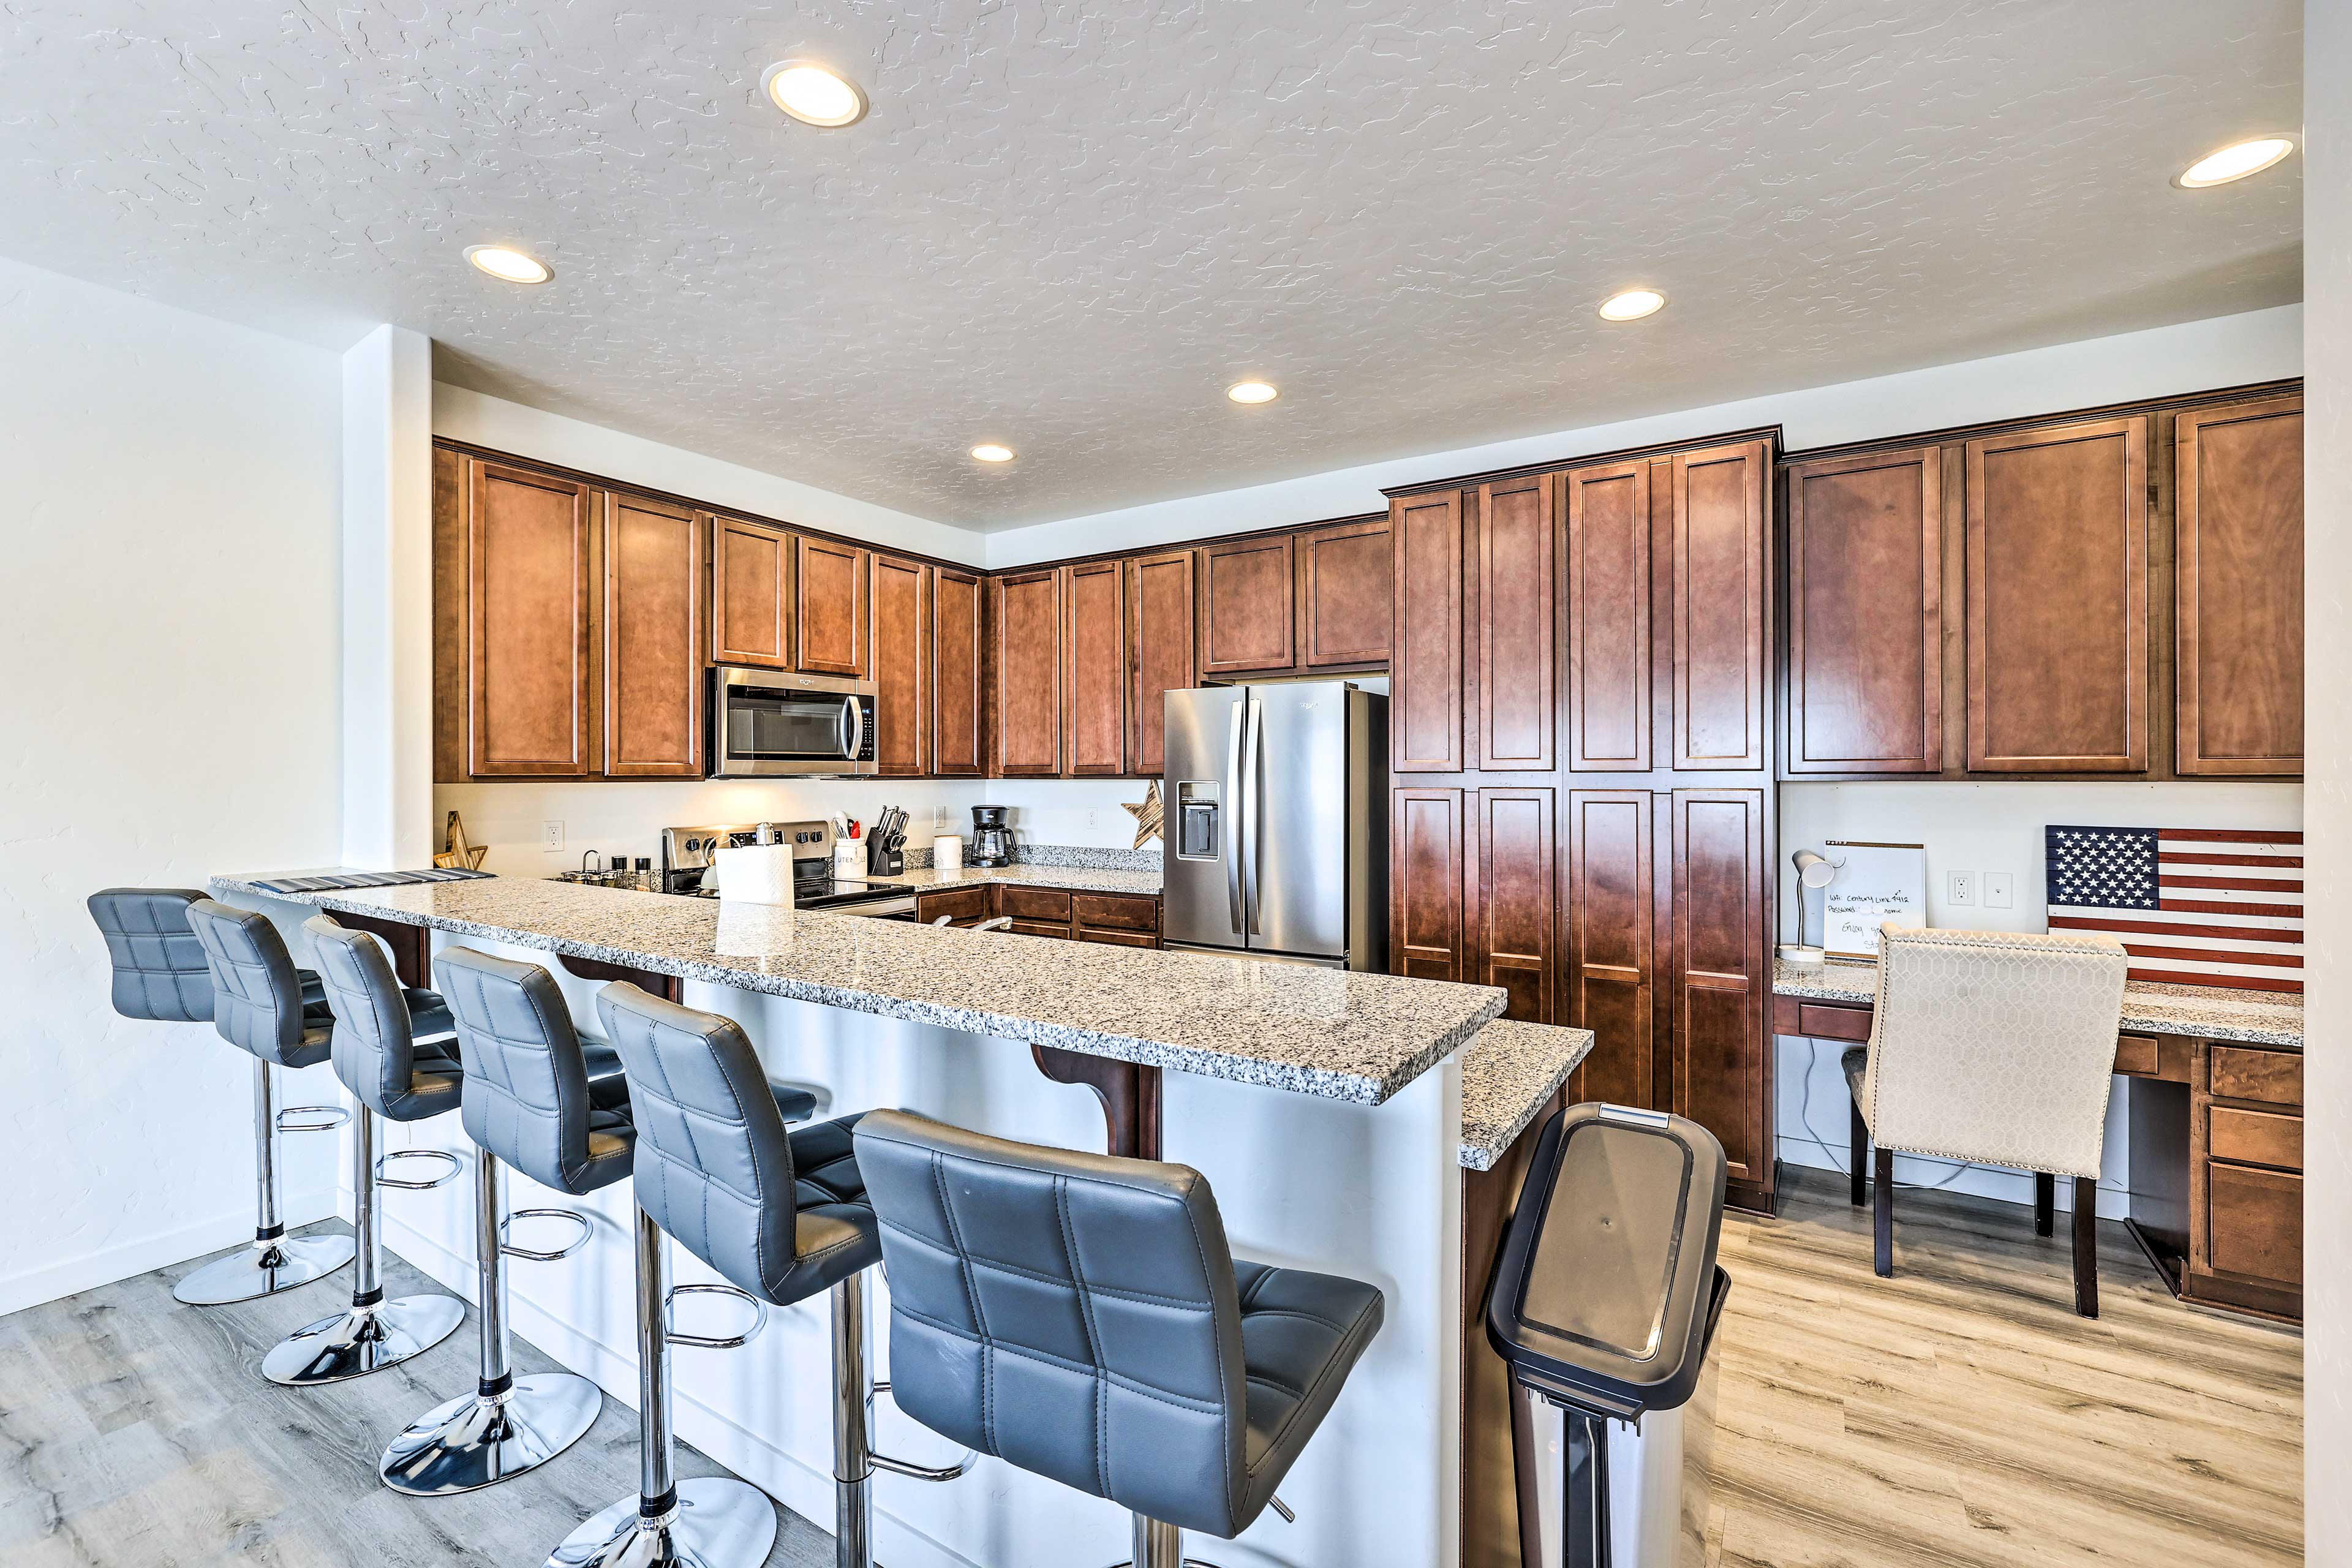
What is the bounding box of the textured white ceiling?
[0,2,2301,529]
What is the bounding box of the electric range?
[658,820,916,918]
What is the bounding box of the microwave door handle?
[1225,699,1246,935]
[1240,696,1264,935]
[840,695,864,761]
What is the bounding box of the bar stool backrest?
[306,915,459,1122]
[185,899,324,1065]
[88,888,214,1023]
[435,946,617,1193]
[853,1110,1254,1536]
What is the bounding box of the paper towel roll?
[714,843,796,907]
[934,835,962,873]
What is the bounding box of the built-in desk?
[1773,959,2305,1323]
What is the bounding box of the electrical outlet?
[934,805,950,830]
[1947,870,1977,907]
[1087,809,1099,830]
[541,820,564,854]
[1983,871,2015,909]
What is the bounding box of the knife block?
[866,843,905,876]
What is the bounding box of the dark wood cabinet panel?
[709,516,793,669]
[1128,550,1197,780]
[932,567,986,777]
[1785,447,1942,774]
[1476,477,1556,772]
[1965,417,2148,771]
[993,568,1065,776]
[2177,395,2303,776]
[1299,518,1392,667]
[1390,788,1465,982]
[2203,1164,2302,1286]
[1391,491,1465,773]
[467,461,597,777]
[1672,442,1768,771]
[1063,560,1128,776]
[1466,789,1555,1022]
[601,491,703,778]
[1198,535,1296,673]
[1562,790,1656,1109]
[1564,461,1653,774]
[1671,789,1768,1188]
[796,537,869,677]
[432,446,467,782]
[869,554,930,777]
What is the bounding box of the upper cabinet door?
[1128,549,1197,780]
[1299,518,1392,667]
[796,538,870,676]
[1672,441,1768,771]
[1784,447,1943,774]
[1198,535,1295,674]
[1390,490,1465,774]
[1477,476,1558,772]
[709,516,793,669]
[2177,395,2304,776]
[1063,560,1128,776]
[1564,461,1653,774]
[467,461,597,777]
[602,491,703,778]
[869,554,930,777]
[931,567,986,777]
[1966,417,2148,772]
[993,568,1065,776]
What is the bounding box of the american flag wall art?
[2043,826,2303,993]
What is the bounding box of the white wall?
[0,256,349,1313]
[342,325,436,869]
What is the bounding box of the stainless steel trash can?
[1486,1102,1732,1568]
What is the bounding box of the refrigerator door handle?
[1225,698,1247,935]
[1241,696,1264,935]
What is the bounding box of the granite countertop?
[1773,957,2303,1048]
[212,872,1503,1106]
[865,864,1163,897]
[1457,1020,1594,1172]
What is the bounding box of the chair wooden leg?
[2034,1172,2055,1237]
[1849,1101,1869,1208]
[1872,1148,1894,1278]
[2072,1177,2098,1319]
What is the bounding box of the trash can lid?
[1484,1102,1729,1421]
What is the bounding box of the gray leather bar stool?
[378,946,637,1496]
[592,982,959,1568]
[167,896,358,1305]
[260,914,470,1386]
[853,1111,1387,1568]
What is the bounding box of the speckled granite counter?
[864,864,1162,897]
[1457,1020,1594,1172]
[211,873,1502,1104]
[1773,957,2303,1048]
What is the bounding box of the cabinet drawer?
[915,887,990,924]
[998,886,1075,921]
[2204,1162,2302,1284]
[1005,919,1073,940]
[1074,894,1158,932]
[2209,1047,2302,1107]
[2112,1033,2161,1077]
[2209,1106,2302,1171]
[1795,1003,1872,1044]
[1077,927,1158,948]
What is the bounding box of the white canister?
[933,835,963,874]
[835,837,864,878]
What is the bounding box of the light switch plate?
[1947,870,1977,907]
[1983,871,2015,908]
[541,821,564,854]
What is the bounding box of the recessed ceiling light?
[465,245,551,285]
[2175,136,2296,189]
[1598,288,1665,322]
[971,443,1014,464]
[763,61,869,127]
[1227,380,1278,404]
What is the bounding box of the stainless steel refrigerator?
[1161,682,1388,970]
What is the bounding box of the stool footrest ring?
[277,1104,352,1134]
[499,1207,594,1261]
[867,1381,979,1482]
[665,1282,767,1349]
[377,1148,464,1191]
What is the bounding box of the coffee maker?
[969,804,1014,867]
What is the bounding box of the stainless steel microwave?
[711,668,878,777]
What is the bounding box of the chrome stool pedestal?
[175,1058,355,1306]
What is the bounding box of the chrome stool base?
[262,1291,466,1386]
[379,1372,602,1496]
[173,1234,354,1306]
[548,1478,778,1568]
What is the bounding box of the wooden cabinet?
[1062,560,1128,776]
[2176,394,2303,776]
[993,569,1064,776]
[1672,441,1768,771]
[1965,417,2148,771]
[1298,518,1392,667]
[1128,550,1196,779]
[1670,789,1770,1193]
[932,567,986,777]
[796,537,869,677]
[1476,476,1556,772]
[1198,535,1295,674]
[1390,491,1465,773]
[601,491,703,778]
[1562,790,1657,1109]
[1390,788,1465,982]
[464,459,597,777]
[914,887,991,927]
[913,885,1161,947]
[1466,788,1554,1022]
[1784,447,1942,774]
[1564,461,1653,774]
[2185,1038,2303,1317]
[869,554,930,777]
[1074,893,1159,945]
[710,516,793,669]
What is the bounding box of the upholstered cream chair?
[1842,924,2127,1317]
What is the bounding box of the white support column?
[341,325,435,870]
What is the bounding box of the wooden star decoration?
[1123,780,1164,849]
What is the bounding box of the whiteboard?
[1820,842,1928,959]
